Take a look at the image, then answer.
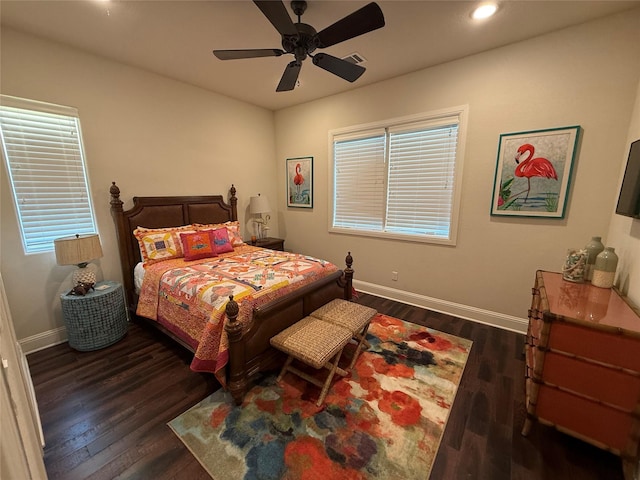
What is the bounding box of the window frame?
[0,95,98,255]
[328,105,468,246]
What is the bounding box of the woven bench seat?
[310,299,377,370]
[271,316,353,406]
[271,300,377,406]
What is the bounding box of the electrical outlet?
[392,271,398,281]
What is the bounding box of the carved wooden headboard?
[109,182,238,311]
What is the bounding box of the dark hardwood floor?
[27,293,625,479]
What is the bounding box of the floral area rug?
[168,314,472,480]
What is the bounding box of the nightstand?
[255,237,285,251]
[60,280,128,351]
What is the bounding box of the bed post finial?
[110,182,123,212]
[225,295,242,339]
[345,251,353,271]
[229,184,238,221]
[229,184,237,207]
[344,251,354,300]
[226,295,239,320]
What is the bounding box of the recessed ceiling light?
[472,3,498,20]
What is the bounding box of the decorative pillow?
[210,228,234,254]
[133,225,195,264]
[195,221,244,246]
[180,231,218,261]
[224,222,244,247]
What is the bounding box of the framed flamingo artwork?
[490,125,581,218]
[286,156,313,208]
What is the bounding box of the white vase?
[592,247,618,289]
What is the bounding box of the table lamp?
[54,234,103,286]
[249,194,271,239]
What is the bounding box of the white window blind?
[333,130,386,231]
[331,108,466,244]
[386,123,458,238]
[0,95,97,254]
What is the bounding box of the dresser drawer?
[536,385,635,453]
[548,322,640,372]
[540,351,640,411]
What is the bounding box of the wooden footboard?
[225,255,353,404]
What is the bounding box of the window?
[0,95,97,254]
[330,106,467,245]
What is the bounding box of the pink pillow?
[211,228,234,254]
[194,221,245,246]
[180,231,218,261]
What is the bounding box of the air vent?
[342,52,367,65]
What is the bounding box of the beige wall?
[274,10,640,327]
[1,29,278,344]
[607,77,640,308]
[2,9,640,347]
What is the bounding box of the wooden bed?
[109,182,353,404]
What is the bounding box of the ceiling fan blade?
[253,0,298,37]
[312,53,365,82]
[213,49,285,60]
[316,2,385,48]
[276,61,302,92]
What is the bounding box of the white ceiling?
[2,0,639,111]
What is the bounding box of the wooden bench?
[270,300,377,406]
[309,299,376,370]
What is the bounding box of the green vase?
[584,236,604,281]
[592,247,618,289]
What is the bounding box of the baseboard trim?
[354,280,528,334]
[19,327,67,355]
[19,284,527,354]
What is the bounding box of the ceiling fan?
[213,1,385,92]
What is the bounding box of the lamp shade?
[250,194,271,214]
[54,234,103,266]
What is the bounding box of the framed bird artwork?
[287,156,313,208]
[490,125,581,218]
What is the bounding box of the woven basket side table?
[60,280,128,351]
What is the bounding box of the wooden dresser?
[523,270,640,479]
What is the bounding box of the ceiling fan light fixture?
[471,3,498,20]
[213,1,385,92]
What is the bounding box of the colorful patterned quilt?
[136,245,339,385]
